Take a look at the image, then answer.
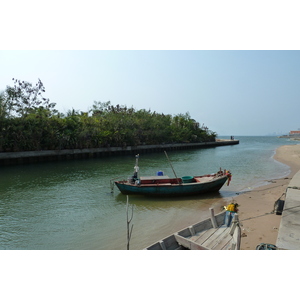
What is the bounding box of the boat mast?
[134,154,139,180]
[164,151,180,184]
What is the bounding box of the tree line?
[0,78,217,152]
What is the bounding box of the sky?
[1,1,300,137]
[1,50,299,136]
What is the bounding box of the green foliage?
[3,78,57,118]
[0,79,216,152]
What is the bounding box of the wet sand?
[236,144,300,250]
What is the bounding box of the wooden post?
[188,226,196,236]
[159,241,166,250]
[126,195,134,250]
[229,214,238,236]
[210,208,218,228]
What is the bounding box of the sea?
[1,136,299,250]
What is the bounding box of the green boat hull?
[115,175,228,197]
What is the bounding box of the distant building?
[290,131,300,135]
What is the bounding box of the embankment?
[0,139,239,166]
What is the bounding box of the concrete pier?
[0,139,239,166]
[276,170,300,249]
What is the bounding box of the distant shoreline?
[278,135,300,140]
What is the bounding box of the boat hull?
[144,210,241,250]
[114,175,228,197]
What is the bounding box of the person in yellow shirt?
[224,202,238,226]
[226,203,238,212]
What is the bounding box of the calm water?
[1,136,299,250]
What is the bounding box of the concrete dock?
[276,170,300,249]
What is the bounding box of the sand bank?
[236,144,300,250]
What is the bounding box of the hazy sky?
[1,2,300,137]
[1,50,299,136]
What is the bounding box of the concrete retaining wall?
[276,170,300,249]
[0,139,239,166]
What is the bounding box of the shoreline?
[235,144,300,250]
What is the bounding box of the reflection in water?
[114,191,224,208]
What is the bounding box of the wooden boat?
[115,174,229,196]
[114,154,231,197]
[144,208,241,250]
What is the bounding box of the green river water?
[1,136,298,250]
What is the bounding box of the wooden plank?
[174,234,208,250]
[215,211,227,227]
[192,228,220,245]
[189,230,210,242]
[163,235,180,250]
[202,227,229,249]
[211,233,233,250]
[193,219,214,234]
[145,243,162,250]
[202,227,228,247]
[209,225,240,250]
[205,221,241,250]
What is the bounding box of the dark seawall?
[0,139,239,166]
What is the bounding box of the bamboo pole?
[126,195,134,250]
[164,151,180,184]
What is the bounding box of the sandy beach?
[236,144,300,250]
